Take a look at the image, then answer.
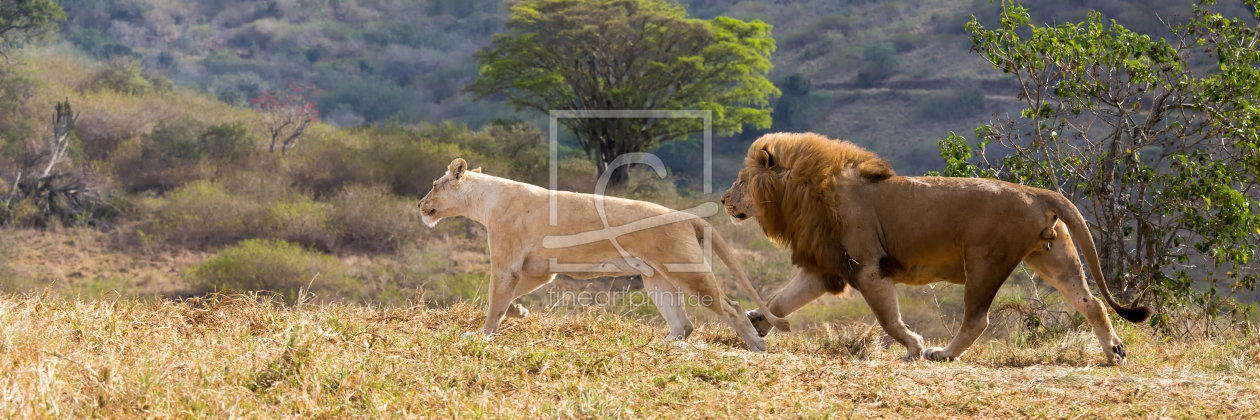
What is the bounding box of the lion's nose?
[721,198,726,205]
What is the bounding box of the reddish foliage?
[251,83,322,155]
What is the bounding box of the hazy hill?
[53,0,1257,177]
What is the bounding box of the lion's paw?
[924,347,956,362]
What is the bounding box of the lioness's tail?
[1050,195,1154,323]
[702,222,792,332]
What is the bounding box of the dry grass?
[1,292,1257,418]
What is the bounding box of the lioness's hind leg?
[502,274,555,319]
[1024,229,1126,364]
[748,269,830,337]
[643,276,694,340]
[667,272,767,352]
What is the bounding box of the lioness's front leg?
[851,267,924,360]
[477,269,522,338]
[747,269,829,336]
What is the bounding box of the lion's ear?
[757,148,776,169]
[857,158,895,180]
[471,167,482,174]
[449,158,469,180]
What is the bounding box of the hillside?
[0,294,1256,417]
[53,0,1259,176]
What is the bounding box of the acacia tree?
[937,1,1260,331]
[466,0,779,186]
[252,83,321,156]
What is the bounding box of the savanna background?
[0,0,1258,417]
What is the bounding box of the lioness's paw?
[461,331,492,340]
[902,348,924,361]
[1108,344,1128,365]
[505,303,530,319]
[924,347,957,362]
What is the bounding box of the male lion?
[418,158,790,351]
[722,133,1153,363]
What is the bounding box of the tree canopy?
[0,0,64,48]
[466,0,779,185]
[936,0,1260,332]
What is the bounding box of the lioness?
[418,158,790,351]
[722,133,1153,363]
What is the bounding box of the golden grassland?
[1,292,1257,418]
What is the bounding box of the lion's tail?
[1050,195,1154,323]
[704,222,792,333]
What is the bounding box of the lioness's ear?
[449,158,468,180]
[757,148,775,169]
[471,167,482,173]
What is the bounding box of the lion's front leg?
[851,267,924,360]
[748,269,830,337]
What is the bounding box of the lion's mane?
[745,133,894,292]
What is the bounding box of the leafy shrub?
[89,59,155,95]
[857,42,898,87]
[114,118,255,192]
[816,14,854,34]
[263,197,337,252]
[891,32,919,52]
[206,72,270,105]
[186,239,350,301]
[329,185,422,252]
[152,181,262,246]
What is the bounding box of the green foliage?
[64,27,138,60]
[949,0,1260,327]
[770,73,820,132]
[467,0,779,184]
[153,181,262,246]
[327,185,423,252]
[0,0,65,46]
[857,42,898,86]
[88,59,162,95]
[119,118,254,192]
[890,32,918,53]
[186,239,350,301]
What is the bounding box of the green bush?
[816,14,854,34]
[264,197,337,252]
[89,59,156,95]
[329,185,422,252]
[152,181,262,246]
[857,42,898,87]
[115,118,254,193]
[891,32,918,53]
[186,239,350,301]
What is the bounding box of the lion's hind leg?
[1023,228,1127,364]
[923,256,1020,362]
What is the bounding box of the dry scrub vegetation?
[0,292,1257,418]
